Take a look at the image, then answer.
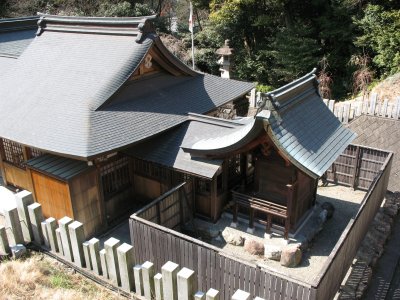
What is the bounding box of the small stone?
[264,244,281,261]
[222,228,244,246]
[321,202,335,219]
[244,239,264,256]
[280,245,302,267]
[11,244,27,259]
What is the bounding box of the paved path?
[364,213,400,299]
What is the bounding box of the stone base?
[246,227,254,234]
[264,233,271,239]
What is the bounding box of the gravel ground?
[204,184,366,283]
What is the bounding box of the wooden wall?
[69,168,104,238]
[2,162,33,191]
[31,170,73,220]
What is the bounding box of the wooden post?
[343,103,350,124]
[156,202,161,225]
[285,184,294,240]
[232,202,238,226]
[134,264,144,295]
[247,208,254,234]
[352,146,361,190]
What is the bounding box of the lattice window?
[30,147,43,159]
[100,156,131,199]
[134,159,169,181]
[196,178,211,195]
[1,138,25,168]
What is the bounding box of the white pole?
[189,2,195,69]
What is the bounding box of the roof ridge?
[36,14,157,37]
[0,16,39,32]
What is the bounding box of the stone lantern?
[216,39,234,79]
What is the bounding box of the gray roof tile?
[0,15,254,159]
[265,70,356,178]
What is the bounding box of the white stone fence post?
[0,190,263,299]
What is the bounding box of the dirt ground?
[0,251,124,300]
[204,184,366,284]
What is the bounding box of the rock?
[321,202,335,219]
[264,244,282,261]
[222,228,244,246]
[280,245,302,267]
[11,244,26,259]
[244,239,264,256]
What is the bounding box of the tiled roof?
[0,16,38,58]
[124,117,231,179]
[348,115,400,192]
[265,70,356,178]
[0,16,38,74]
[27,153,91,181]
[0,15,254,160]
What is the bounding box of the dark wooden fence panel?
[326,144,390,190]
[313,152,393,300]
[130,216,313,300]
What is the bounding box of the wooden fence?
[130,216,314,300]
[323,94,400,124]
[312,149,393,299]
[325,144,390,190]
[130,144,393,300]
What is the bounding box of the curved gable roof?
[0,15,254,159]
[182,70,356,178]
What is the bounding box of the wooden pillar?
[210,178,218,222]
[94,162,107,231]
[265,214,272,236]
[285,184,294,240]
[246,208,254,234]
[351,146,361,190]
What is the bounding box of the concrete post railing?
[0,190,264,300]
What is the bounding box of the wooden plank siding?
[69,167,104,237]
[325,144,389,190]
[31,170,73,220]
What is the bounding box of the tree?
[354,4,400,77]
